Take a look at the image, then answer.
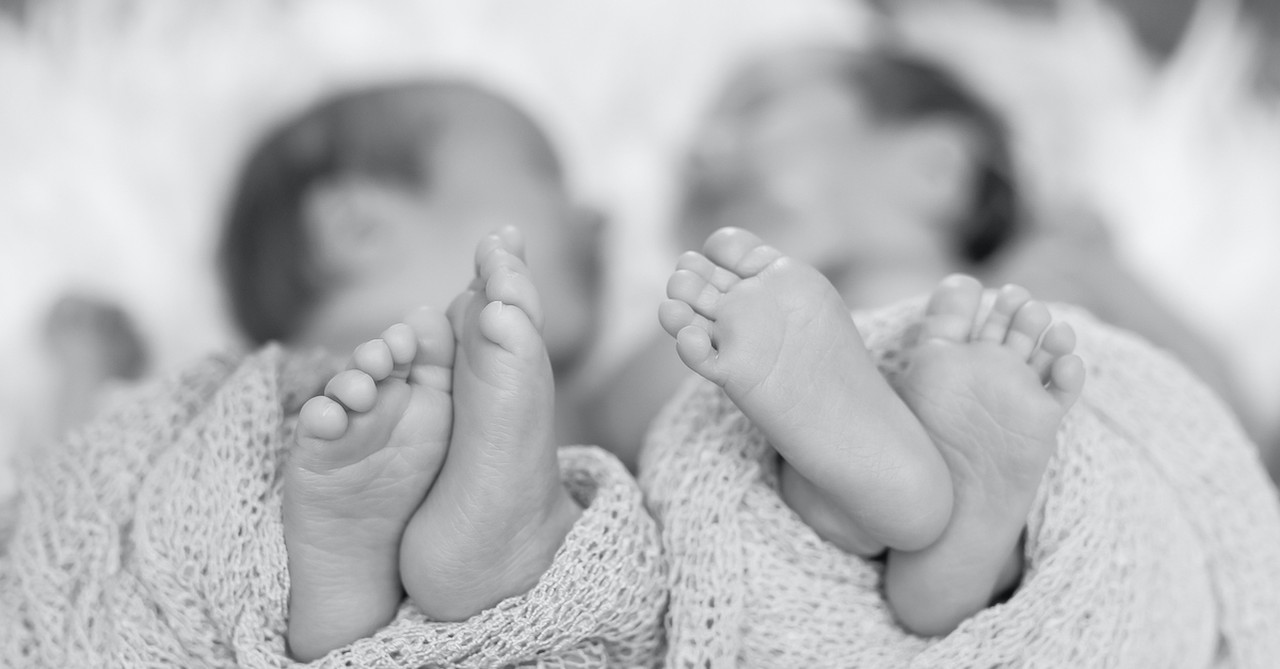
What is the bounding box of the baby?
[216,80,604,660]
[284,227,580,659]
[660,226,1084,636]
[218,79,602,445]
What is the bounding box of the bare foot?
[659,227,952,553]
[283,308,455,661]
[400,228,582,622]
[884,276,1085,636]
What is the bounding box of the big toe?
[474,226,527,268]
[918,274,985,344]
[701,227,784,279]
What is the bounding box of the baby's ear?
[302,178,392,278]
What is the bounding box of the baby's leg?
[283,308,455,661]
[399,229,582,622]
[884,277,1084,636]
[660,227,952,553]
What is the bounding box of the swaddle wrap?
[641,299,1280,668]
[0,345,666,668]
[4,298,1279,668]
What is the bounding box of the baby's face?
[693,78,943,278]
[390,115,601,370]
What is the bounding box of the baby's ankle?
[781,458,951,553]
[514,486,583,577]
[406,482,582,622]
[779,461,886,556]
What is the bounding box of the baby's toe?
[1030,321,1077,381]
[351,339,395,381]
[484,262,544,332]
[297,395,349,442]
[919,274,984,343]
[674,324,721,384]
[1047,353,1086,408]
[1005,300,1052,360]
[702,227,783,279]
[976,284,1031,344]
[376,322,420,381]
[491,225,527,260]
[474,227,527,271]
[478,247,527,283]
[677,251,740,292]
[660,299,716,347]
[733,243,785,278]
[404,306,455,370]
[702,226,761,261]
[382,322,419,362]
[667,268,723,319]
[476,300,541,356]
[659,299,701,339]
[325,370,378,413]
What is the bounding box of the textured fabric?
[641,298,1280,668]
[5,300,1280,668]
[0,345,666,668]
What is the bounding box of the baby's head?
[220,80,601,369]
[680,47,1018,284]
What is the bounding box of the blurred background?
[1,0,1278,498]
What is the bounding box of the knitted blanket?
[5,302,1280,668]
[641,299,1280,668]
[0,345,666,668]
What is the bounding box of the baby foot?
[660,227,952,553]
[897,277,1084,525]
[400,228,582,622]
[283,308,456,661]
[884,276,1085,636]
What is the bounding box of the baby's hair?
[219,80,559,345]
[682,47,1019,264]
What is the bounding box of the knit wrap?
[0,345,666,668]
[641,298,1280,668]
[5,297,1279,667]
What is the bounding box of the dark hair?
[682,48,1020,264]
[219,80,557,345]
